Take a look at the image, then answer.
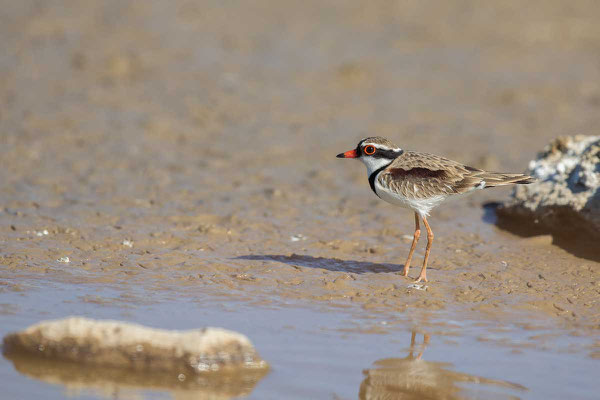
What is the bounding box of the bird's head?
[336,136,404,176]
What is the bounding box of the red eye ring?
[364,145,376,155]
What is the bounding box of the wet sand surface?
[1,1,600,399]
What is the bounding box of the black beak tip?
[336,153,345,158]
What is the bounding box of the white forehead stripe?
[362,143,402,152]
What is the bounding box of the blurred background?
[3,0,600,202]
[1,1,600,399]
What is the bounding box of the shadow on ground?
[235,254,402,274]
[483,202,600,262]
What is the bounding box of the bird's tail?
[476,172,536,188]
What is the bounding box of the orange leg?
[415,216,434,283]
[402,212,421,276]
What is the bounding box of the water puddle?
[2,281,598,400]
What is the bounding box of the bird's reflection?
[405,331,430,361]
[359,331,527,400]
[4,350,267,400]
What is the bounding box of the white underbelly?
[374,180,446,217]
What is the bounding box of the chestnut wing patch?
[387,167,449,179]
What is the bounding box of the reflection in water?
[4,351,268,400]
[359,331,527,400]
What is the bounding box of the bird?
[336,136,535,282]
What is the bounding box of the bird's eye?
[364,145,376,155]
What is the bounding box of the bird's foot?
[414,275,428,283]
[401,264,411,277]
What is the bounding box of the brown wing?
[378,151,535,199]
[377,151,485,199]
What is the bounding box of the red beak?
[336,149,358,158]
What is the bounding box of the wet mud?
[1,0,600,399]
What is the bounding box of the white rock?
[3,317,268,374]
[499,135,600,239]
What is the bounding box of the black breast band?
[368,165,388,197]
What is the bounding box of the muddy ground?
[1,1,600,398]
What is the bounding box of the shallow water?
[2,0,600,398]
[1,281,599,399]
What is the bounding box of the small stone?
[407,283,427,291]
[290,234,307,242]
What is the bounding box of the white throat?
[360,157,393,177]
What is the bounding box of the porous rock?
[2,317,268,374]
[497,135,600,239]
